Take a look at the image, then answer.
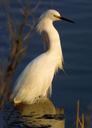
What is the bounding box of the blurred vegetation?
[85,104,92,128]
[0,0,41,109]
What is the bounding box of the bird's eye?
[53,14,61,19]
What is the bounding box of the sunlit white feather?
[11,9,64,104]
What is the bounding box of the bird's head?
[39,9,74,23]
[40,9,61,21]
[37,9,74,33]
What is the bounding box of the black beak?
[61,16,75,23]
[54,14,75,23]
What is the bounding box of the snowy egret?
[11,9,74,104]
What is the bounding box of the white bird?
[11,9,74,105]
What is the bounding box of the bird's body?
[11,9,74,104]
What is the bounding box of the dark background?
[0,0,92,127]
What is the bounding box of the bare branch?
[30,0,42,14]
[7,14,16,41]
[23,23,36,42]
[0,0,41,109]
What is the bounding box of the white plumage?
[11,9,74,104]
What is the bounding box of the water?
[0,0,92,127]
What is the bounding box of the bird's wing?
[47,84,52,97]
[11,54,49,98]
[41,31,53,96]
[10,66,30,99]
[41,31,50,51]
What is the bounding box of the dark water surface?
[0,0,92,127]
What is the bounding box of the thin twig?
[30,0,42,14]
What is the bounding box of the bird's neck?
[45,20,63,70]
[37,18,63,70]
